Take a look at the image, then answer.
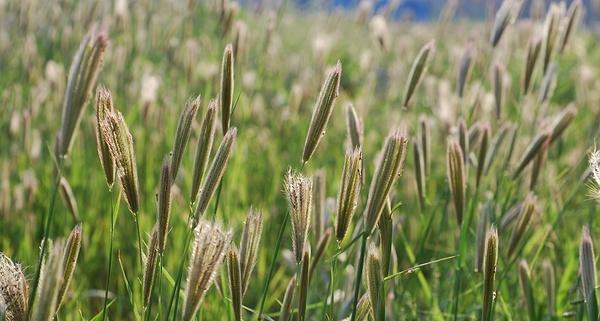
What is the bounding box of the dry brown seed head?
[95,86,116,187]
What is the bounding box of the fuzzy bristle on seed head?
[95,86,116,187]
[190,100,217,202]
[100,109,140,214]
[182,220,232,321]
[447,139,466,225]
[220,44,234,135]
[0,253,28,321]
[482,226,498,321]
[284,170,312,264]
[56,29,107,159]
[588,149,600,201]
[193,127,237,224]
[302,61,342,164]
[336,148,363,244]
[239,209,263,295]
[363,127,408,234]
[171,95,200,184]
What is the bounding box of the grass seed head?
[143,225,159,307]
[94,86,116,187]
[239,209,263,295]
[278,276,296,321]
[171,95,200,184]
[284,170,313,264]
[227,246,242,321]
[59,177,80,222]
[580,225,598,320]
[336,148,363,244]
[364,127,408,234]
[312,169,326,242]
[193,127,237,224]
[220,44,234,135]
[190,100,217,202]
[157,158,172,253]
[508,193,537,258]
[403,40,435,108]
[365,245,383,320]
[31,240,65,321]
[302,61,342,164]
[558,0,581,54]
[182,220,232,321]
[413,138,426,211]
[482,226,498,321]
[522,35,542,95]
[513,131,551,178]
[476,123,490,189]
[298,249,310,321]
[447,139,466,225]
[346,103,363,151]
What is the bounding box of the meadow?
[1,0,600,320]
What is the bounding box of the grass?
[0,0,600,320]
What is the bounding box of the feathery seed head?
[220,44,234,135]
[0,253,28,321]
[542,259,556,315]
[336,148,363,244]
[588,149,600,201]
[100,109,140,214]
[182,220,232,321]
[56,224,82,311]
[403,40,435,108]
[363,127,408,235]
[193,127,237,224]
[302,61,342,164]
[95,86,116,187]
[239,209,263,295]
[191,100,217,202]
[284,170,313,264]
[482,226,498,321]
[447,139,466,225]
[171,95,200,184]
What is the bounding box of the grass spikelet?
[227,246,242,321]
[284,170,312,264]
[95,86,116,187]
[522,35,542,95]
[239,209,262,295]
[580,225,598,321]
[542,259,556,316]
[364,128,408,234]
[157,158,172,253]
[558,0,581,54]
[171,95,200,184]
[182,220,232,321]
[549,104,577,143]
[447,139,466,225]
[378,199,393,277]
[312,169,326,242]
[457,42,474,98]
[518,259,536,321]
[193,127,237,224]
[0,253,28,321]
[507,193,537,258]
[302,61,342,164]
[336,148,363,244]
[484,123,511,174]
[492,63,503,118]
[542,4,561,75]
[220,44,234,135]
[190,100,217,202]
[413,138,426,211]
[475,124,490,189]
[346,103,363,150]
[56,29,107,158]
[403,40,435,108]
[56,224,82,311]
[482,226,498,321]
[490,0,520,47]
[142,225,159,307]
[31,241,65,321]
[588,149,600,201]
[278,276,296,321]
[100,108,140,214]
[59,177,79,222]
[365,245,383,321]
[298,249,310,321]
[355,294,373,321]
[529,140,548,191]
[538,63,557,104]
[513,131,551,178]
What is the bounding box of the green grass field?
[1,1,600,320]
